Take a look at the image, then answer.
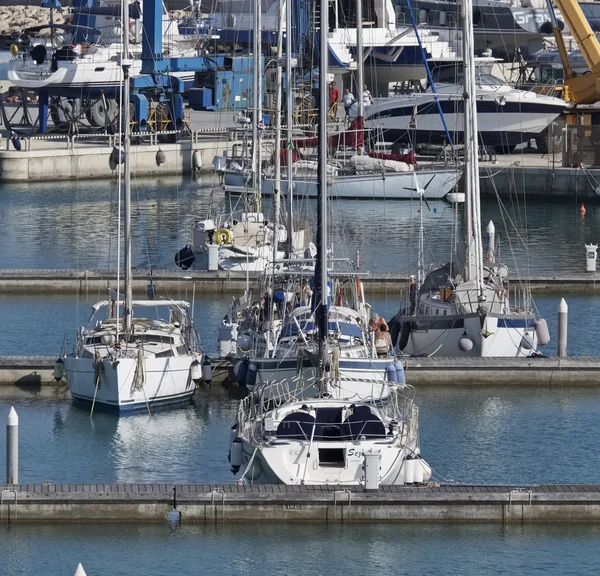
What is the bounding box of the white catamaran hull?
[400,314,538,357]
[64,355,197,411]
[225,169,461,200]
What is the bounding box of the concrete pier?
[3,355,600,387]
[2,483,600,524]
[2,269,600,295]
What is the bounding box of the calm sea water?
[3,523,600,576]
[0,174,598,274]
[2,178,600,574]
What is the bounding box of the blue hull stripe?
[70,391,194,413]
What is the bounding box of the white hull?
[238,437,413,485]
[225,168,461,200]
[64,355,197,411]
[400,314,538,357]
[190,246,285,272]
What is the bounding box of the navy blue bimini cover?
[342,406,386,440]
[276,412,315,440]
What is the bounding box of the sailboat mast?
[356,0,364,120]
[251,0,263,210]
[273,0,284,269]
[316,0,329,358]
[461,0,483,290]
[122,0,133,334]
[285,0,294,255]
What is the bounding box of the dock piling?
[558,298,568,358]
[6,406,18,485]
[73,563,87,576]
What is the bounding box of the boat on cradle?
[387,0,551,358]
[7,1,198,96]
[365,57,569,153]
[230,378,431,485]
[58,21,203,412]
[203,0,455,83]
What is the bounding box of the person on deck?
[362,85,373,108]
[343,88,356,119]
[329,81,340,117]
[374,324,393,356]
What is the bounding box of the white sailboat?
[58,8,203,412]
[229,0,431,486]
[389,0,550,358]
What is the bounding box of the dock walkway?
[3,355,600,387]
[2,482,600,523]
[1,268,600,294]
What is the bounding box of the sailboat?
[388,0,550,358]
[58,10,203,412]
[229,0,431,486]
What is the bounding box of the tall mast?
[356,0,364,121]
[251,0,263,211]
[461,0,483,291]
[122,0,133,335]
[285,0,294,254]
[316,0,329,363]
[273,0,284,269]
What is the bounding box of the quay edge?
[2,484,600,524]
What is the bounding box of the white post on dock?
[558,298,568,358]
[6,406,18,484]
[486,220,495,264]
[73,563,87,576]
[363,449,381,492]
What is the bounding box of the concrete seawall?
[2,483,600,524]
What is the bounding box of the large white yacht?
[365,58,569,153]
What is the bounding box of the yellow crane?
[547,0,600,106]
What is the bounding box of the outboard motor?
[175,245,195,270]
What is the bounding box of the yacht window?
[426,306,430,315]
[436,308,439,315]
[419,304,424,314]
[443,310,447,316]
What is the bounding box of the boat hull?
[225,168,461,200]
[399,314,538,357]
[238,438,413,485]
[64,355,197,412]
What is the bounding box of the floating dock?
[2,483,600,524]
[1,269,600,294]
[3,355,600,387]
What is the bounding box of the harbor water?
[2,176,600,574]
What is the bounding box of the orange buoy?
[580,203,587,216]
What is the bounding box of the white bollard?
[363,449,381,492]
[6,406,18,485]
[73,563,87,576]
[486,220,496,264]
[558,298,568,358]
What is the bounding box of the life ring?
[216,228,233,244]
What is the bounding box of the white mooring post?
[6,406,18,485]
[585,244,598,272]
[558,298,568,358]
[363,449,381,492]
